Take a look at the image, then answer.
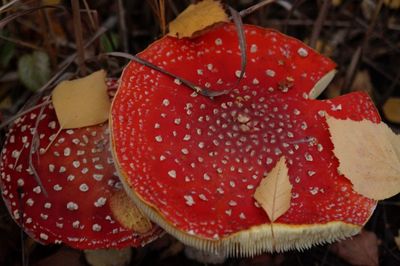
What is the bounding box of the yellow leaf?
[254,157,292,222]
[383,97,400,124]
[326,116,400,200]
[109,190,153,234]
[168,0,229,39]
[52,70,111,129]
[384,0,400,9]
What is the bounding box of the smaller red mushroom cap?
[111,23,378,256]
[0,79,163,249]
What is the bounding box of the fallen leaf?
[18,51,51,91]
[395,230,400,250]
[351,70,374,96]
[109,190,153,234]
[35,247,84,266]
[326,116,400,200]
[383,97,400,124]
[330,230,379,266]
[254,157,292,222]
[52,70,111,129]
[168,0,229,38]
[84,248,132,266]
[384,0,400,9]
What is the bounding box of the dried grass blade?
[0,5,65,29]
[107,52,230,97]
[238,0,276,17]
[229,6,247,84]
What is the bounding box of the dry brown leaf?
[351,70,374,96]
[383,97,400,124]
[330,230,379,266]
[395,230,400,250]
[168,0,229,39]
[384,0,400,9]
[254,157,292,222]
[109,190,153,234]
[84,248,132,266]
[52,70,111,129]
[326,116,400,200]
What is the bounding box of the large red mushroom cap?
[110,23,378,256]
[0,79,163,249]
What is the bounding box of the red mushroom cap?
[0,79,163,249]
[110,23,378,255]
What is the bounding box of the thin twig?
[229,6,247,83]
[106,52,230,97]
[342,0,384,94]
[117,0,129,52]
[0,100,51,129]
[71,0,86,76]
[29,105,48,197]
[238,0,276,17]
[0,5,65,29]
[82,0,97,31]
[0,0,20,13]
[0,34,41,50]
[309,0,331,49]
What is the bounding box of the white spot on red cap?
[94,197,107,207]
[266,69,275,77]
[67,202,79,211]
[184,195,195,206]
[92,224,102,232]
[215,38,222,45]
[40,233,49,240]
[297,47,308,57]
[168,170,176,178]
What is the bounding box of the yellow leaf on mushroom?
[254,157,292,222]
[109,190,153,234]
[52,70,111,129]
[326,116,400,200]
[168,0,229,39]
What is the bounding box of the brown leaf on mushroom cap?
[168,0,229,38]
[327,116,400,200]
[109,190,153,234]
[254,157,292,222]
[52,70,111,129]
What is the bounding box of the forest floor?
[1,1,400,265]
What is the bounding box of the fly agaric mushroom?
[0,79,162,249]
[110,23,379,256]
